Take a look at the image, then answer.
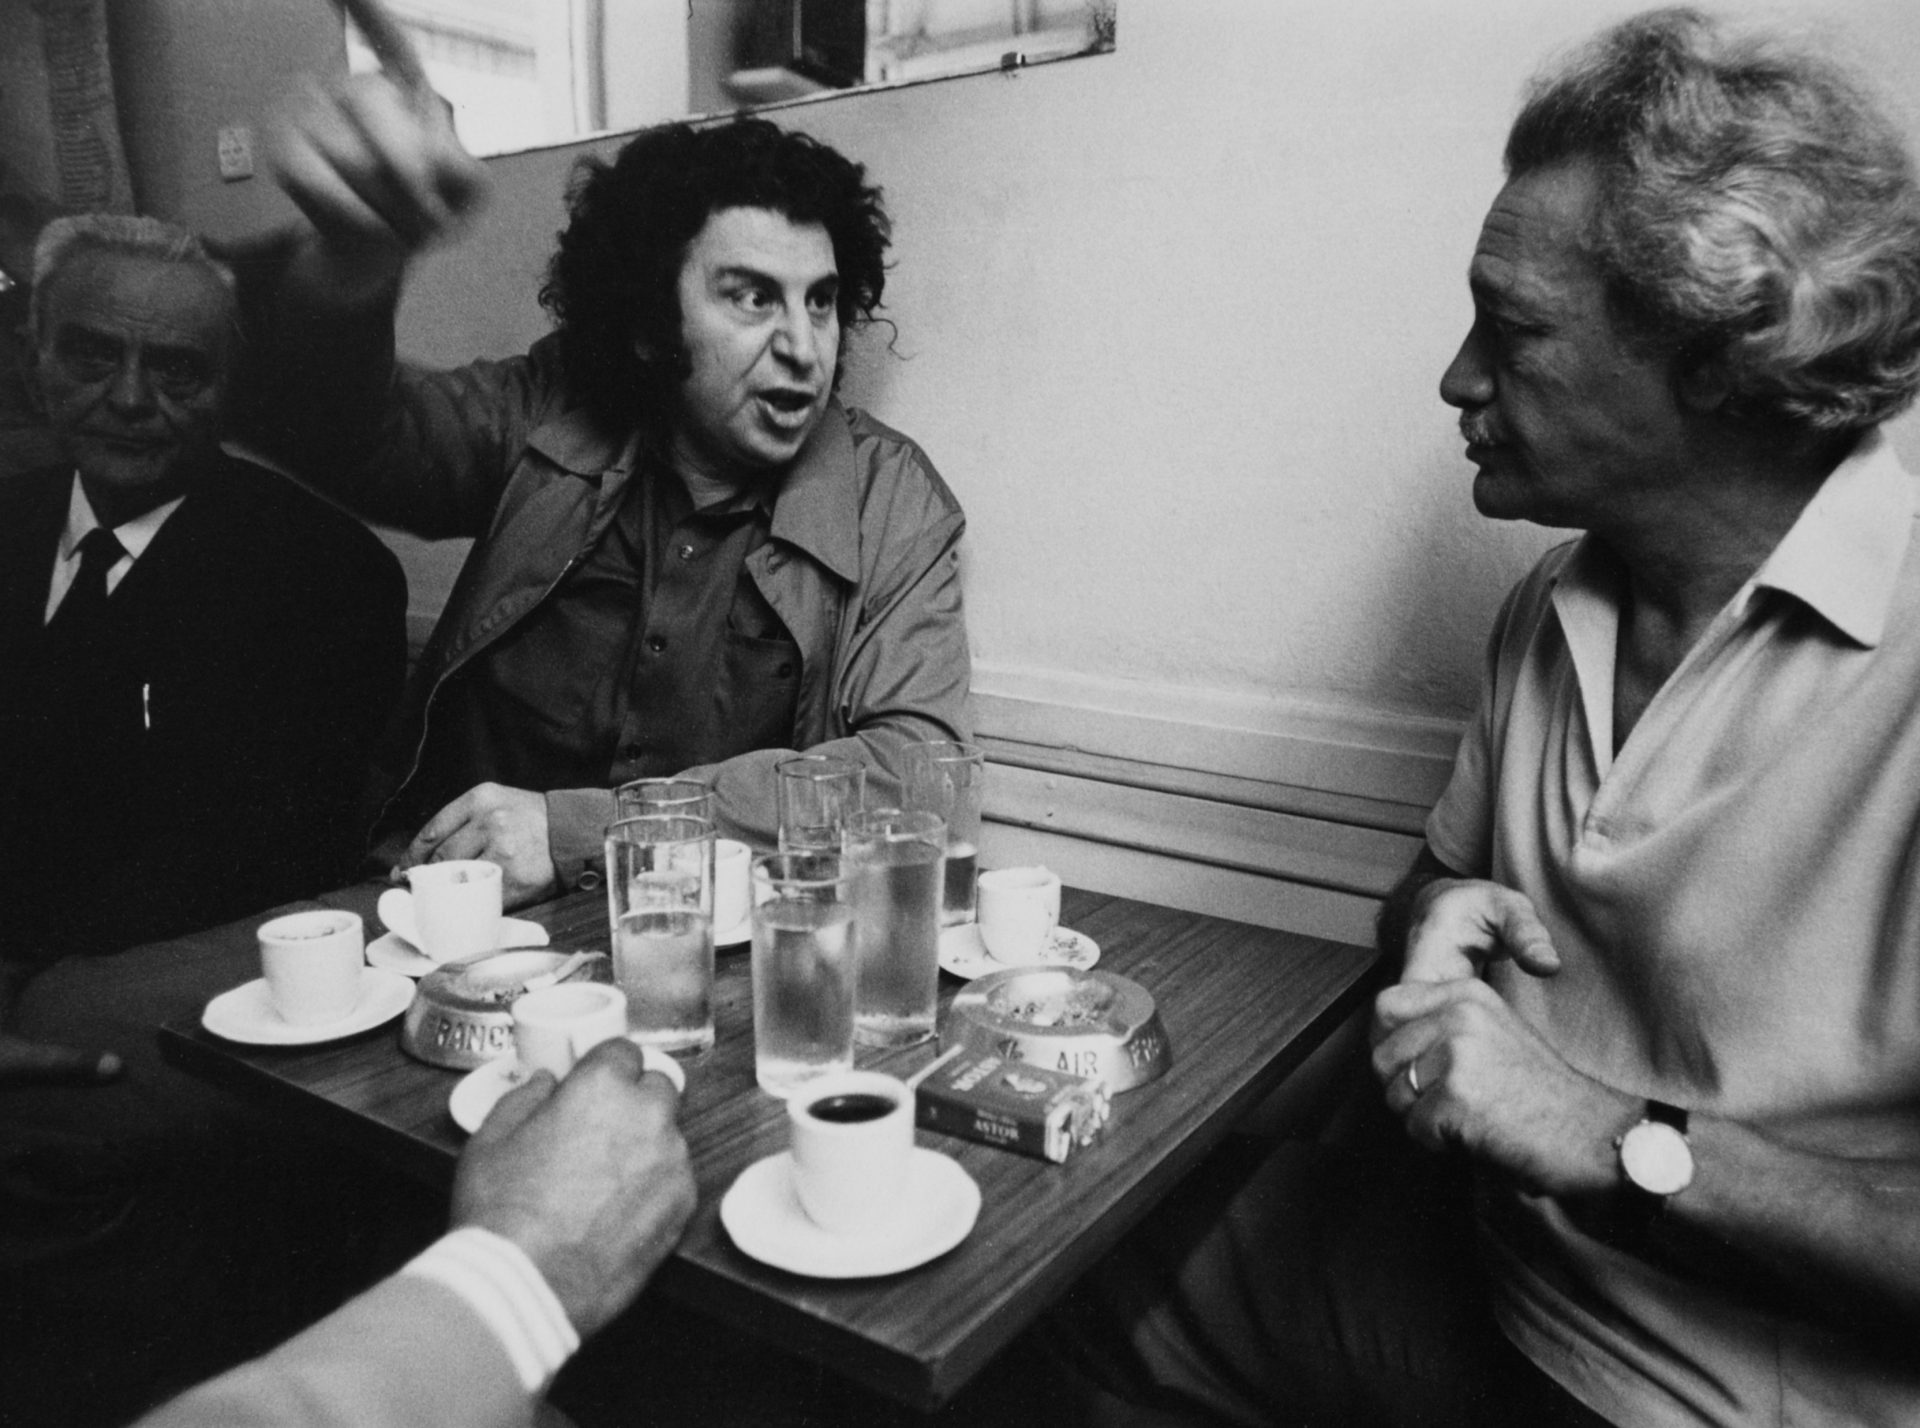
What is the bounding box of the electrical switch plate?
[217,126,254,181]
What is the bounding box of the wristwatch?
[1615,1099,1693,1236]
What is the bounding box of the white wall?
[110,0,342,243]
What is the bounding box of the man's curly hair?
[540,117,890,433]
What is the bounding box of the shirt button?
[647,635,667,653]
[776,662,795,678]
[677,544,696,561]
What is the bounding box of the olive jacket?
[246,326,970,881]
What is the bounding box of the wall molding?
[970,664,1459,943]
[971,663,1461,831]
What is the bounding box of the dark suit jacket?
[0,454,407,963]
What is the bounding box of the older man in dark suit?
[0,214,406,989]
[0,213,407,1428]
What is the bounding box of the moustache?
[1459,413,1502,446]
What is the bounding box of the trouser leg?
[1050,1135,1612,1428]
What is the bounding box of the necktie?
[46,527,128,638]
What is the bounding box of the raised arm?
[273,9,488,312]
[229,31,509,533]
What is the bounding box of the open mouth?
[756,390,818,430]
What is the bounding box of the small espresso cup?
[511,982,631,1079]
[976,865,1063,964]
[787,1070,915,1235]
[714,838,752,936]
[391,859,503,963]
[258,909,365,1026]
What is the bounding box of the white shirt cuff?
[399,1227,582,1392]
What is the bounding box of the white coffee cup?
[511,982,630,1078]
[976,865,1063,964]
[258,909,365,1026]
[787,1070,914,1235]
[714,838,752,935]
[380,859,503,963]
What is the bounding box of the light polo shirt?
[1428,428,1920,1427]
[43,474,185,622]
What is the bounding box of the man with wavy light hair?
[1060,10,1920,1427]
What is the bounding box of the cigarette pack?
[914,1048,1110,1162]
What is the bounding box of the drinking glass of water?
[750,852,856,1097]
[605,814,715,1056]
[843,808,945,1048]
[776,753,865,852]
[902,740,985,926]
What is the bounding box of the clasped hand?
[1371,878,1633,1198]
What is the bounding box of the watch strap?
[1646,1098,1688,1134]
[1613,1098,1690,1249]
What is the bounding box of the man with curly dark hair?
[244,85,969,906]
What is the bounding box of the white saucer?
[368,917,552,977]
[937,924,1101,981]
[202,968,415,1046]
[720,1148,979,1279]
[448,1036,688,1133]
[716,913,752,949]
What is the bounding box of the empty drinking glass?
[614,777,714,823]
[776,753,865,852]
[902,740,985,926]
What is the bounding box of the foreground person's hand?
[0,1030,121,1088]
[400,783,558,907]
[452,1037,695,1338]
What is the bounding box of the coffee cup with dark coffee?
[787,1070,914,1234]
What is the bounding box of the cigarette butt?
[905,1043,966,1091]
[142,683,151,731]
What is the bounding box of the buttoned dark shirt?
[413,451,800,810]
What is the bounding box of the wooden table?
[160,884,1376,1411]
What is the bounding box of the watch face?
[1621,1120,1694,1197]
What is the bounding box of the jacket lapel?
[0,468,72,659]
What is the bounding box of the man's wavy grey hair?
[1508,7,1920,434]
[29,213,236,342]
